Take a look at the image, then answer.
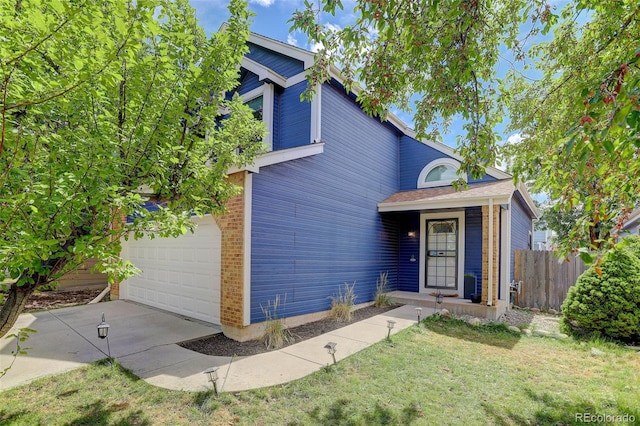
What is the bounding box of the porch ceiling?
[378,179,516,212]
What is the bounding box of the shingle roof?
[380,179,516,205]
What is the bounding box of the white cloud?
[324,23,342,33]
[249,0,275,6]
[506,133,524,145]
[310,42,324,53]
[287,34,298,46]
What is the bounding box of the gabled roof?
[243,29,511,181]
[248,32,315,69]
[378,179,539,218]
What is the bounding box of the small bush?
[260,295,292,350]
[330,282,357,322]
[374,271,391,307]
[560,249,640,343]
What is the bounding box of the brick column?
[481,205,500,306]
[212,172,247,330]
[109,210,127,300]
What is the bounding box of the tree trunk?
[0,281,38,338]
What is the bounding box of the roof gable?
[243,29,512,181]
[246,42,306,78]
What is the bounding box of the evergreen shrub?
[560,248,640,343]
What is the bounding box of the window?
[246,96,263,121]
[241,84,274,151]
[417,158,466,188]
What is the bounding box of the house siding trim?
[241,57,287,87]
[228,142,325,175]
[419,210,466,295]
[379,194,512,212]
[241,57,308,90]
[500,205,511,303]
[310,83,322,143]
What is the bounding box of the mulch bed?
[180,304,401,357]
[0,289,105,313]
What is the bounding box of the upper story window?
[241,84,273,151]
[417,158,466,188]
[246,96,263,121]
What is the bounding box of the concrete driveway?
[0,300,220,391]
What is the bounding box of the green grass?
[2,317,639,425]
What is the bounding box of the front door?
[425,219,458,289]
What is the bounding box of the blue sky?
[188,0,566,149]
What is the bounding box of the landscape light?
[386,320,396,339]
[96,312,111,359]
[204,366,220,395]
[324,342,337,365]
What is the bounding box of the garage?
[121,215,221,324]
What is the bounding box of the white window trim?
[417,158,467,189]
[241,83,274,152]
[419,211,465,295]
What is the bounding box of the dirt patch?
[180,304,401,357]
[0,289,105,313]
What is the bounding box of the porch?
[387,290,509,320]
[378,181,517,310]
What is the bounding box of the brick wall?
[481,205,500,306]
[212,172,247,328]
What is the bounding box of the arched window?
[417,158,466,188]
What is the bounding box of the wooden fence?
[57,258,108,290]
[513,250,589,310]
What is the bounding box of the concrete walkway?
[0,301,425,393]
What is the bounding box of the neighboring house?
[533,228,554,251]
[112,32,538,341]
[621,208,640,237]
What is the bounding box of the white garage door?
[121,216,221,324]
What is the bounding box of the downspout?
[487,198,493,306]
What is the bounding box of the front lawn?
[2,317,638,425]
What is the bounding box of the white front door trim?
[419,210,465,295]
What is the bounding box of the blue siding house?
[118,31,538,340]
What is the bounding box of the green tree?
[506,1,640,259]
[290,0,639,259]
[536,203,612,252]
[0,0,264,338]
[290,0,553,183]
